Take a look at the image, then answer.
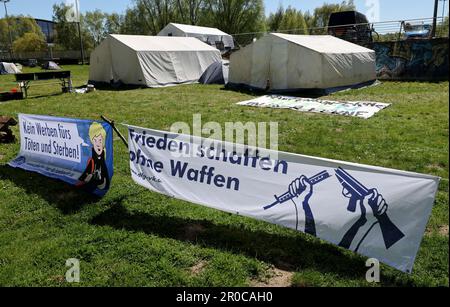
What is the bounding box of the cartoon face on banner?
[77,122,111,193]
[9,114,113,197]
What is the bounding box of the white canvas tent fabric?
[89,34,222,87]
[229,33,376,92]
[0,62,21,74]
[158,23,234,50]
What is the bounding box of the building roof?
[34,18,56,24]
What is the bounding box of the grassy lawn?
[0,65,448,287]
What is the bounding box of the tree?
[122,0,265,45]
[0,16,45,48]
[84,10,107,46]
[436,15,449,37]
[303,11,314,33]
[52,3,94,51]
[267,1,355,35]
[135,0,179,35]
[308,0,356,33]
[175,0,206,25]
[120,5,152,35]
[105,13,124,34]
[205,0,265,35]
[0,18,11,49]
[279,7,308,34]
[267,5,284,32]
[12,32,47,52]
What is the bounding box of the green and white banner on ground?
[126,124,439,273]
[237,95,390,119]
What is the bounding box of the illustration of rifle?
[335,167,405,249]
[263,171,331,210]
[335,167,369,213]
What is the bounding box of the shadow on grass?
[90,200,391,283]
[377,78,448,84]
[87,82,146,92]
[0,165,101,214]
[26,92,66,100]
[221,85,325,99]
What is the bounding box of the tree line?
[0,16,48,52]
[6,0,447,53]
[74,0,354,48]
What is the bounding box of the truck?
[328,11,374,44]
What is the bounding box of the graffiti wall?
[370,38,449,81]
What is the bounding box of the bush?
[12,32,47,52]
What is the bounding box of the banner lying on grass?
[237,95,391,119]
[9,114,113,197]
[126,125,440,273]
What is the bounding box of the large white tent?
[158,23,234,50]
[89,34,222,87]
[229,33,376,92]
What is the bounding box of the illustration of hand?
[364,189,388,217]
[289,176,313,203]
[289,176,316,235]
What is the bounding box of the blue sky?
[2,0,449,23]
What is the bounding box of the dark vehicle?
[25,59,38,68]
[328,11,374,44]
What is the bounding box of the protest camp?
[0,0,448,289]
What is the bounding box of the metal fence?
[1,17,447,61]
[0,50,90,63]
[232,17,449,48]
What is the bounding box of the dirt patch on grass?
[190,260,208,275]
[439,225,449,236]
[183,223,206,241]
[426,163,446,172]
[250,267,293,288]
[48,275,66,283]
[425,225,449,237]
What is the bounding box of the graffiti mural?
[370,38,449,81]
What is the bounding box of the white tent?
[0,62,21,75]
[158,23,234,50]
[229,33,376,92]
[89,34,222,87]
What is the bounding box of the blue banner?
[9,114,113,197]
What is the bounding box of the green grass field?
[0,65,448,287]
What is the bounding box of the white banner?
[237,95,390,119]
[126,125,439,273]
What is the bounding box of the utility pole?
[431,0,439,38]
[75,0,85,65]
[443,0,448,20]
[1,0,14,60]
